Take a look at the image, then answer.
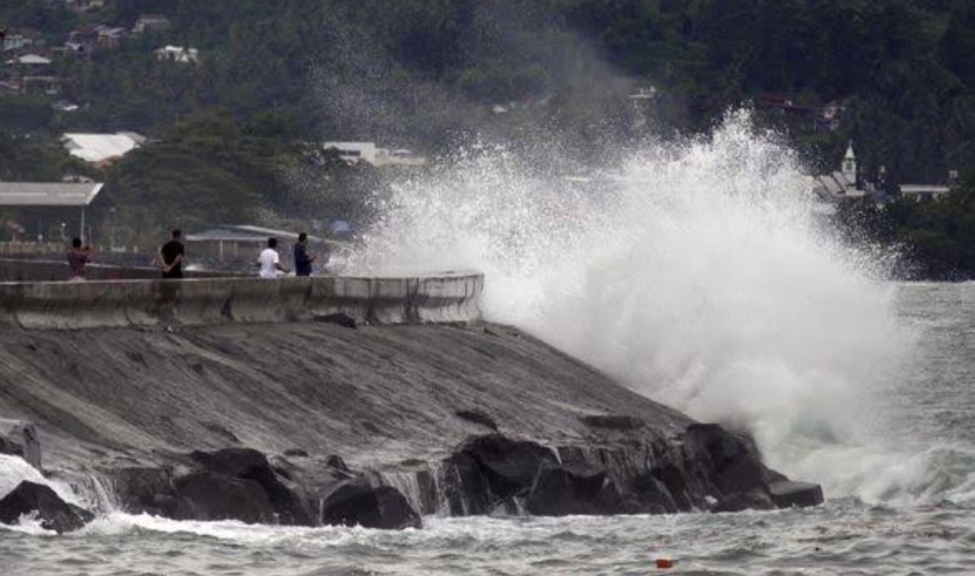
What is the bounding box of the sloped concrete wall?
[0,272,483,329]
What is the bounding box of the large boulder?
[321,481,421,530]
[712,489,775,513]
[173,471,275,524]
[631,471,680,514]
[0,419,42,471]
[769,481,824,508]
[683,424,769,496]
[0,481,93,534]
[190,448,313,525]
[525,463,628,516]
[109,466,177,517]
[442,434,559,515]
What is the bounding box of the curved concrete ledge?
[0,272,483,330]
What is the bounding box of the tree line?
[1,0,974,271]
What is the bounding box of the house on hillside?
[323,142,427,167]
[812,142,869,212]
[96,27,127,50]
[133,15,171,35]
[22,76,61,96]
[155,45,199,64]
[900,171,958,202]
[5,54,52,68]
[62,132,146,167]
[63,0,106,13]
[1,29,44,53]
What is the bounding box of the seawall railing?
[0,272,483,330]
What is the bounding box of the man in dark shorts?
[160,229,186,279]
[66,237,91,281]
[293,232,317,277]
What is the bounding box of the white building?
[812,141,866,202]
[323,142,426,167]
[899,184,951,202]
[5,54,52,67]
[155,45,199,64]
[132,14,171,35]
[62,132,146,165]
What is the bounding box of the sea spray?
[341,112,967,504]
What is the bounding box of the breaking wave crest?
[343,112,972,505]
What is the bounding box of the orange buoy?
[655,558,675,569]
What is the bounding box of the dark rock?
[109,466,176,516]
[173,471,275,524]
[579,414,644,430]
[190,448,313,525]
[712,489,775,513]
[632,472,679,514]
[321,481,421,530]
[455,409,499,431]
[413,468,440,516]
[0,419,42,470]
[316,313,357,329]
[526,463,626,516]
[326,454,350,472]
[683,424,769,495]
[455,435,559,499]
[0,481,93,534]
[650,462,693,511]
[442,452,492,515]
[284,448,309,458]
[769,481,824,508]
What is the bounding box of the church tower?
[842,141,857,187]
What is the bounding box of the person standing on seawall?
[259,237,289,279]
[293,232,317,277]
[160,229,186,279]
[66,237,91,281]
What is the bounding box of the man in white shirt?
[258,237,289,279]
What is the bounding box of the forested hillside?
[1,0,975,272]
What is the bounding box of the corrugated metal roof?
[0,182,104,206]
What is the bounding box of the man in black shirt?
[160,229,186,279]
[293,232,317,277]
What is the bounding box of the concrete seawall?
[0,258,229,282]
[0,272,483,329]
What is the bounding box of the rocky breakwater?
[0,276,821,533]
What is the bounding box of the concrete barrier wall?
[0,272,484,330]
[0,259,228,282]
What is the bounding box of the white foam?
[343,112,972,504]
[0,455,82,506]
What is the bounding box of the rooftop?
[63,132,145,163]
[0,182,104,207]
[186,225,325,244]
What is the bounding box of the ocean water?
[3,115,975,574]
[3,283,974,576]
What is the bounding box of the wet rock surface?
[321,481,422,530]
[0,419,42,471]
[769,481,825,508]
[0,323,823,527]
